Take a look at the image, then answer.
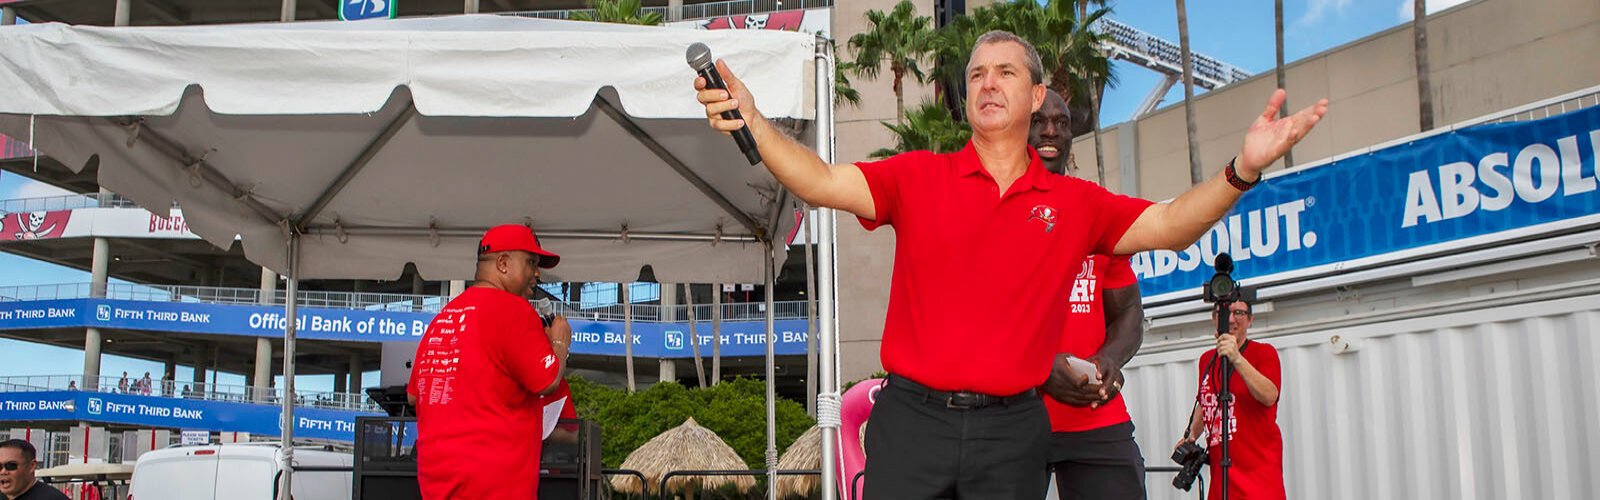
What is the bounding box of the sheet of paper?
[542,396,567,439]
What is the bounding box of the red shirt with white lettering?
[408,286,561,500]
[1044,255,1136,432]
[1198,341,1285,500]
[856,143,1153,395]
[545,379,578,421]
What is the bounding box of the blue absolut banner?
[0,299,810,358]
[1132,104,1600,298]
[0,391,378,442]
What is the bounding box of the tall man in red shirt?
[694,29,1325,499]
[407,224,572,499]
[1032,89,1149,499]
[1177,300,1285,500]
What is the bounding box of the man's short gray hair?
[968,30,1045,85]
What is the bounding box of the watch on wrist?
[1224,157,1260,192]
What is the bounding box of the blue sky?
[1096,0,1468,125]
[0,0,1466,393]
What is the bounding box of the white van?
[128,443,351,500]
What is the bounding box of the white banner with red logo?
[0,207,200,241]
[667,8,831,37]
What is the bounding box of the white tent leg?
[764,240,779,500]
[624,285,636,392]
[814,36,842,500]
[277,232,300,500]
[805,207,818,417]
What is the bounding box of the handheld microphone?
[687,43,762,166]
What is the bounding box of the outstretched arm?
[1116,90,1328,254]
[695,60,878,220]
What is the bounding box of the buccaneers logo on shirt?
[1028,205,1057,233]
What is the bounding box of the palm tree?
[820,35,861,109]
[1176,0,1202,185]
[927,11,983,121]
[570,0,662,25]
[1275,0,1293,167]
[836,59,862,109]
[870,100,972,159]
[849,0,936,124]
[1076,0,1112,185]
[939,1,1115,184]
[1035,1,1115,186]
[1413,0,1434,131]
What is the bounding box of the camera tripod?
[1213,299,1237,500]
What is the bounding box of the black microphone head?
[686,42,714,71]
[1214,252,1233,273]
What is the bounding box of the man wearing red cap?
[408,224,572,499]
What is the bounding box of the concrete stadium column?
[192,348,209,395]
[348,355,363,393]
[659,359,677,384]
[660,283,678,321]
[83,233,111,389]
[449,280,466,298]
[333,370,348,393]
[254,268,276,401]
[260,268,278,304]
[464,0,479,14]
[2,7,17,25]
[253,339,272,401]
[667,0,682,21]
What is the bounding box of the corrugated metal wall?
[1126,292,1600,500]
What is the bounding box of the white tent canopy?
[0,15,815,283]
[0,15,846,500]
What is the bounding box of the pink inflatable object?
[837,378,884,500]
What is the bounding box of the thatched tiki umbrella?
[613,417,756,498]
[775,425,822,499]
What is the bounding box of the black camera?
[1202,253,1255,304]
[1171,440,1209,491]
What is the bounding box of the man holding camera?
[1176,300,1284,500]
[1032,88,1149,500]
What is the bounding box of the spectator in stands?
[0,438,70,500]
[161,374,174,397]
[181,384,193,399]
[65,381,76,391]
[117,373,128,394]
[139,373,153,396]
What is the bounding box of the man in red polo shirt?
[407,224,572,499]
[694,29,1325,499]
[1032,89,1150,499]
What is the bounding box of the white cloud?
[1299,0,1353,27]
[1398,0,1473,21]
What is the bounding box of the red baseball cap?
[478,224,560,268]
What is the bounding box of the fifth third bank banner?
[1133,104,1600,298]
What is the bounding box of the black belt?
[888,375,1039,410]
